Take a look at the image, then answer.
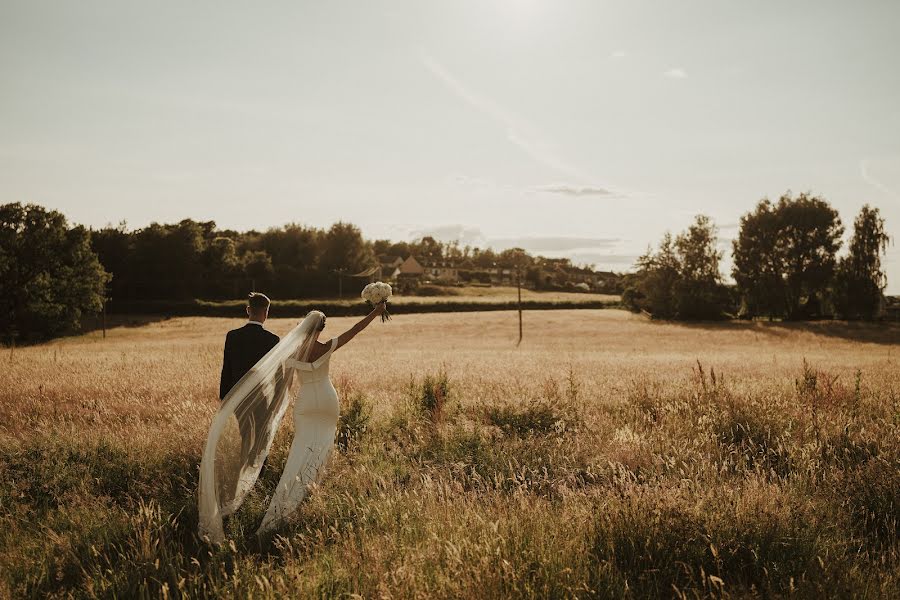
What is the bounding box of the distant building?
[424,263,459,284]
[392,255,426,292]
[398,255,425,276]
[377,255,404,281]
[591,270,623,293]
[485,266,515,286]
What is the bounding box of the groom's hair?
[247,292,271,312]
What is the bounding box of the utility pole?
[333,269,346,299]
[102,282,111,339]
[516,265,523,346]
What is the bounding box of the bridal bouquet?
[361,281,392,322]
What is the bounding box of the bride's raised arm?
[333,302,386,351]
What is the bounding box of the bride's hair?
[308,310,326,331]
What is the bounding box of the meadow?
[1,310,898,598]
[388,285,619,304]
[106,287,619,319]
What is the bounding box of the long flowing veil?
[198,311,324,543]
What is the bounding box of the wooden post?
[102,297,107,339]
[517,266,523,346]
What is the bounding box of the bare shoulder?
[307,340,331,362]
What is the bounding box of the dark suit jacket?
[219,323,280,400]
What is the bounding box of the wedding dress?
[199,311,336,543]
[257,337,339,535]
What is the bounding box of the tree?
[411,236,443,264]
[0,203,109,342]
[623,216,730,319]
[90,223,132,300]
[128,220,206,300]
[673,215,728,319]
[242,250,274,289]
[834,205,890,319]
[624,233,681,318]
[319,222,374,275]
[733,192,843,319]
[731,200,783,317]
[372,239,393,256]
[257,224,321,297]
[202,237,241,298]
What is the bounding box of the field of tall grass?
[105,287,619,319]
[1,310,898,598]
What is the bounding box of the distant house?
[377,255,404,281]
[398,255,425,276]
[486,266,515,286]
[392,255,426,292]
[591,270,623,293]
[424,263,459,284]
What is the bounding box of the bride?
[199,302,387,543]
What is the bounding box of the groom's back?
[219,324,280,400]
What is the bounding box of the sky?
[2,0,899,290]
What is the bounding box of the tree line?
[88,219,597,302]
[0,192,891,341]
[0,203,598,341]
[622,192,890,320]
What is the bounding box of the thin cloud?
[419,50,612,189]
[664,68,688,79]
[860,157,900,199]
[411,224,486,246]
[535,184,613,197]
[611,50,626,58]
[562,251,640,270]
[488,236,621,252]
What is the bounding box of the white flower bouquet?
[361,281,392,322]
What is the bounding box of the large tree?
[0,203,109,342]
[90,223,132,300]
[673,215,728,319]
[834,205,891,319]
[128,220,206,300]
[257,224,321,297]
[202,236,242,298]
[624,233,681,318]
[319,222,374,275]
[733,192,843,319]
[623,215,729,319]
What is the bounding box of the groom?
[219,292,280,401]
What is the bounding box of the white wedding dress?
[257,337,340,535]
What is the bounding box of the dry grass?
[1,310,898,598]
[389,286,619,304]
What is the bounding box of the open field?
[1,310,899,597]
[106,287,620,319]
[389,286,619,304]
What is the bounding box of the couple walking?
[199,292,386,543]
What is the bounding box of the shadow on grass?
[78,313,172,335]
